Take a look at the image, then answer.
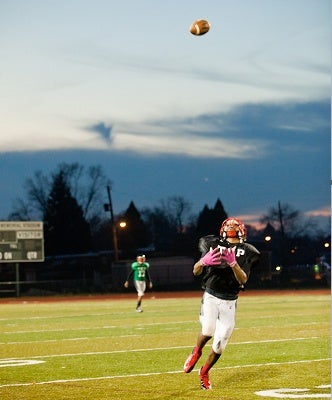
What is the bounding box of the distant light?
[119,221,127,228]
[264,235,272,242]
[324,242,330,248]
[275,266,281,271]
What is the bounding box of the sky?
[0,0,331,233]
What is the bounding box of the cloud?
[111,130,265,159]
[108,99,329,158]
[305,206,331,218]
[237,206,331,232]
[232,213,266,230]
[5,98,326,161]
[87,122,113,141]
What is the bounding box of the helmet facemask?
[220,218,247,243]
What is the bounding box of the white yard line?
[0,358,329,388]
[0,336,323,360]
[2,320,327,336]
[0,334,322,346]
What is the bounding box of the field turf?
[0,290,330,399]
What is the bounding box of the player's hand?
[200,247,222,266]
[220,247,237,267]
[124,281,129,288]
[149,282,153,289]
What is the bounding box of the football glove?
[220,247,237,267]
[200,247,222,266]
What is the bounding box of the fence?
[0,251,329,297]
[0,254,197,296]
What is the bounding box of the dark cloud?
[182,99,330,153]
[87,122,113,141]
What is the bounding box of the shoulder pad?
[198,235,220,253]
[244,243,260,255]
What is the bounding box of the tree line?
[7,163,330,266]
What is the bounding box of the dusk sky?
[0,0,330,232]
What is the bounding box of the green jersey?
[131,262,150,281]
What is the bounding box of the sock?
[200,362,211,375]
[200,353,221,375]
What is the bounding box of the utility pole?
[278,200,285,266]
[278,201,285,239]
[105,185,119,261]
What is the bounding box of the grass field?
[0,290,330,399]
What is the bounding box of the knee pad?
[201,325,215,337]
[212,341,223,354]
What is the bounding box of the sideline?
[0,289,329,304]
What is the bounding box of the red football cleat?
[199,367,212,390]
[183,347,202,373]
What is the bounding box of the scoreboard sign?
[0,221,44,262]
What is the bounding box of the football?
[189,19,210,36]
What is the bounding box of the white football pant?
[200,291,236,355]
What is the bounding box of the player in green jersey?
[124,255,153,312]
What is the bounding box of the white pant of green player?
[134,280,146,297]
[199,291,237,355]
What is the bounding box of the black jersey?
[198,235,260,300]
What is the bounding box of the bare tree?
[25,171,51,214]
[8,163,108,228]
[8,198,35,221]
[8,171,50,220]
[81,166,108,220]
[260,201,318,238]
[160,195,192,233]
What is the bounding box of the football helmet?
[220,217,247,242]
